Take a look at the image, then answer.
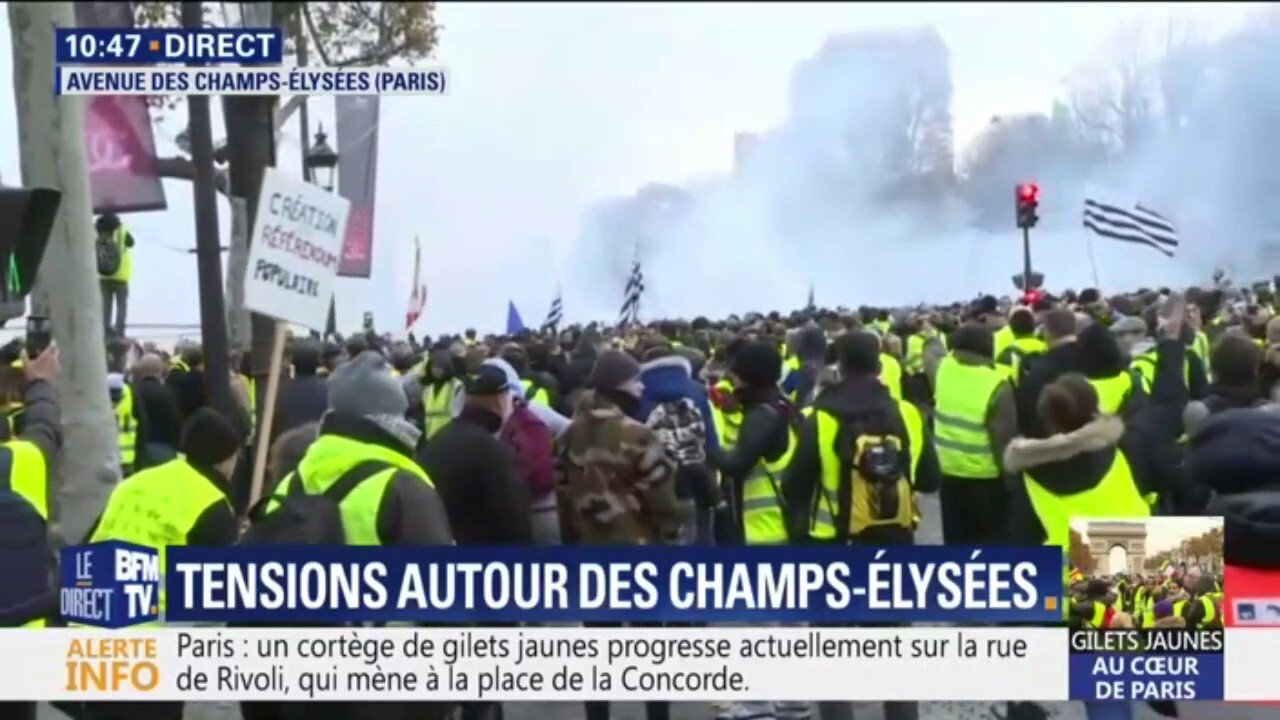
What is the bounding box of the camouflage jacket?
[556,391,683,544]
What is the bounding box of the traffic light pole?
[1022,226,1033,292]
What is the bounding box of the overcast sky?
[0,2,1256,338]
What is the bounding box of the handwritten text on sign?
[243,169,350,330]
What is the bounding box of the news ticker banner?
[3,627,1066,702]
[62,543,1065,626]
[3,627,1278,703]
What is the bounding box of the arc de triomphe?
[1085,521,1147,575]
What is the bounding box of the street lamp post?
[305,126,339,192]
[305,127,340,336]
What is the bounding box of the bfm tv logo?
[60,541,160,628]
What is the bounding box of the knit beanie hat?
[589,350,642,391]
[178,408,242,467]
[730,341,782,388]
[328,351,409,419]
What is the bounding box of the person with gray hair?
[129,353,182,471]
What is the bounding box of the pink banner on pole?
[335,96,381,278]
[75,2,167,214]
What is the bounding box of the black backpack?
[0,449,55,627]
[96,233,122,276]
[242,460,391,546]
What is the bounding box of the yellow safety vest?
[799,400,921,486]
[1087,602,1108,628]
[1130,351,1190,391]
[115,384,136,469]
[243,375,257,430]
[4,401,25,436]
[710,378,741,448]
[809,405,919,540]
[100,227,133,283]
[1088,371,1135,416]
[1024,448,1150,549]
[421,379,459,439]
[783,355,803,404]
[879,353,902,401]
[904,334,926,374]
[997,337,1047,384]
[1175,595,1217,627]
[933,356,1006,479]
[1189,331,1210,378]
[994,326,1015,362]
[169,358,189,375]
[269,433,435,545]
[521,378,551,407]
[89,458,231,624]
[741,426,796,545]
[4,440,49,627]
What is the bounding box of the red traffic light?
[1016,183,1040,203]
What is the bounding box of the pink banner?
[75,2,167,214]
[335,96,381,277]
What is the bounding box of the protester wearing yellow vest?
[420,347,464,439]
[95,214,134,338]
[933,324,1017,544]
[776,332,931,720]
[111,377,138,475]
[498,342,559,409]
[1003,375,1160,556]
[269,352,452,546]
[0,345,62,631]
[0,351,61,720]
[879,351,902,401]
[782,332,940,545]
[82,409,237,720]
[994,308,1046,384]
[89,409,240,610]
[1175,568,1223,629]
[704,342,796,546]
[1130,321,1209,400]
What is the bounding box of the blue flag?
[506,299,526,334]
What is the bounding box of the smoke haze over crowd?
[1,3,1270,335]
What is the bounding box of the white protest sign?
[243,168,350,331]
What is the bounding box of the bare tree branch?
[155,155,229,194]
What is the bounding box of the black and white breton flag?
[1083,199,1179,258]
[618,259,644,326]
[542,287,564,332]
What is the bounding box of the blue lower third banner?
[164,545,1063,624]
[1069,650,1225,702]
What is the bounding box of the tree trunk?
[9,1,118,543]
